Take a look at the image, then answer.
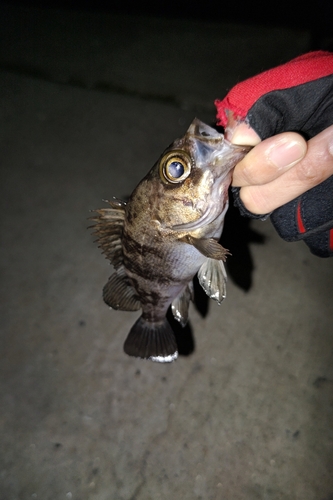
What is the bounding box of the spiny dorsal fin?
[103,266,141,311]
[197,258,227,305]
[181,235,230,261]
[90,199,126,269]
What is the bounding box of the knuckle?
[295,150,331,186]
[241,186,269,215]
[295,129,333,186]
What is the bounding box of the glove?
[215,51,333,257]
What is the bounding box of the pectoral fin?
[197,258,227,305]
[103,266,141,311]
[181,235,230,261]
[171,283,193,327]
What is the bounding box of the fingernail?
[230,125,261,146]
[269,140,306,169]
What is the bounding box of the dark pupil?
[168,161,184,178]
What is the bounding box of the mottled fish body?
[92,119,249,362]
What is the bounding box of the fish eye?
[168,161,184,178]
[159,151,191,184]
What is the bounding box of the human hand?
[228,123,333,215]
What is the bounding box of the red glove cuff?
[215,51,333,128]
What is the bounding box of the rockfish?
[92,119,249,362]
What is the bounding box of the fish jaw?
[171,170,231,233]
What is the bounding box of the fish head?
[127,118,250,235]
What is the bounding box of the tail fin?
[123,316,178,363]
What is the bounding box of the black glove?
[215,51,333,257]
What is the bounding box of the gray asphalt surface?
[1,4,332,500]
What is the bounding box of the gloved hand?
[215,51,333,257]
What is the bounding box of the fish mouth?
[171,201,228,231]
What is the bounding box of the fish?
[91,118,250,363]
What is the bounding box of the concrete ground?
[1,4,333,500]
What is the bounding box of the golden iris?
[159,150,191,184]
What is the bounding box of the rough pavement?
[1,4,332,500]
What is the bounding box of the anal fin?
[124,316,178,363]
[103,266,141,311]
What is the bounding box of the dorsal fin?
[90,199,126,269]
